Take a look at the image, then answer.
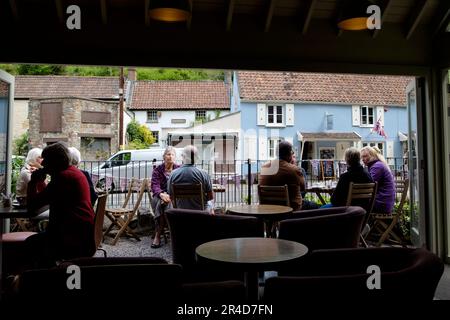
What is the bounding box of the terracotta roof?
[14,75,121,99]
[129,81,230,110]
[0,81,8,97]
[237,72,413,106]
[299,132,361,140]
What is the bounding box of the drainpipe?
[119,67,124,149]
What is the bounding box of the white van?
[90,148,183,191]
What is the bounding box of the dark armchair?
[278,206,366,251]
[165,208,264,282]
[264,247,444,301]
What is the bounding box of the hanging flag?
[372,117,388,138]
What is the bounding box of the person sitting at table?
[150,146,180,248]
[322,147,373,208]
[290,153,319,210]
[25,142,96,267]
[259,141,305,211]
[167,145,214,213]
[68,146,98,207]
[360,146,395,213]
[15,147,46,205]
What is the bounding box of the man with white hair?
[167,145,214,212]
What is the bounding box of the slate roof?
[14,75,121,99]
[237,72,413,106]
[129,81,230,110]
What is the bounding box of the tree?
[16,64,65,75]
[13,131,29,156]
[126,120,155,149]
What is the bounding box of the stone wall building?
[28,97,119,160]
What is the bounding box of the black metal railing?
[79,157,410,210]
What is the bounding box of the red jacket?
[28,165,95,259]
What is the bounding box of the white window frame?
[267,105,284,127]
[268,137,282,159]
[360,106,375,127]
[147,110,158,123]
[362,142,385,155]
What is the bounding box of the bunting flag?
[372,117,388,138]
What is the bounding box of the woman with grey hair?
[150,146,180,248]
[68,146,98,207]
[15,147,45,204]
[322,147,373,207]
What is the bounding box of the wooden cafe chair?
[345,182,377,247]
[171,183,205,210]
[103,178,147,245]
[366,179,409,247]
[258,184,290,237]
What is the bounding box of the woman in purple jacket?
[360,146,395,213]
[150,146,180,248]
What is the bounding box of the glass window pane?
[268,115,274,123]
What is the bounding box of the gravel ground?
[98,214,173,263]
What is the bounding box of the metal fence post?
[247,158,251,204]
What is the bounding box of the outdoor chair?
[366,179,409,247]
[258,184,290,206]
[264,247,444,301]
[171,183,205,210]
[104,178,148,245]
[166,208,264,282]
[93,193,108,256]
[345,182,377,247]
[258,184,290,237]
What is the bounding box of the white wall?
[12,99,29,139]
[134,109,230,146]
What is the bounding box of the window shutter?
[244,135,257,160]
[376,106,384,124]
[257,103,266,126]
[352,106,360,126]
[286,104,294,126]
[386,140,394,165]
[40,102,62,132]
[258,136,267,160]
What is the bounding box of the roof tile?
[15,75,120,99]
[237,72,413,106]
[129,81,230,110]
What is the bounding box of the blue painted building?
[232,71,413,174]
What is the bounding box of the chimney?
[127,68,137,81]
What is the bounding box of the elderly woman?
[322,147,373,208]
[68,146,98,207]
[150,146,180,248]
[360,146,395,213]
[26,142,96,266]
[15,147,45,204]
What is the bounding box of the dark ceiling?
[1,0,449,75]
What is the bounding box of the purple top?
[367,160,395,213]
[151,163,180,198]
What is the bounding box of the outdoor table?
[212,184,226,193]
[196,237,308,300]
[226,204,293,237]
[306,185,336,205]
